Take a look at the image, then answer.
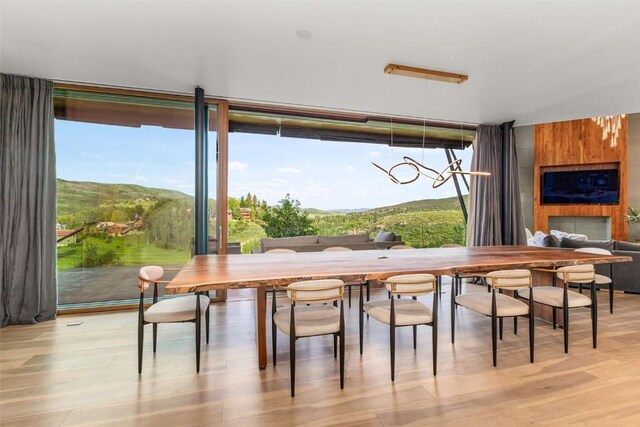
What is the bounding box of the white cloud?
[229,161,249,171]
[368,151,382,159]
[163,177,180,184]
[271,178,288,185]
[278,167,303,174]
[133,175,148,182]
[345,166,355,172]
[81,151,100,159]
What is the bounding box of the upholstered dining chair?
[451,269,535,367]
[575,247,614,313]
[137,265,210,373]
[323,246,369,307]
[518,264,597,353]
[272,279,346,397]
[360,274,438,381]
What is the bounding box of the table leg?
[255,287,267,369]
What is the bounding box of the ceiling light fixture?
[384,63,468,84]
[296,29,313,40]
[591,114,625,147]
[373,63,487,187]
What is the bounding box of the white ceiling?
[1,0,640,126]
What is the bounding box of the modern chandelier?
[373,63,489,187]
[591,114,626,147]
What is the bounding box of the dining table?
[166,245,631,369]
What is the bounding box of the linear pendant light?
[384,63,468,84]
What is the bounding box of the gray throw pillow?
[374,231,396,242]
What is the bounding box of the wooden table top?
[166,245,632,294]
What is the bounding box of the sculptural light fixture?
[592,114,625,147]
[372,156,490,188]
[373,63,488,187]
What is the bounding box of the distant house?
[129,217,143,230]
[56,229,77,246]
[97,221,115,231]
[107,223,131,236]
[240,208,252,220]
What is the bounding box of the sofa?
[257,231,404,253]
[558,238,640,293]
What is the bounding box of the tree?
[262,194,317,238]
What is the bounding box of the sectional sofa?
[257,232,404,253]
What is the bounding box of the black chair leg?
[339,330,345,389]
[491,314,498,367]
[514,316,518,335]
[272,319,277,366]
[563,307,569,354]
[366,281,370,302]
[205,306,210,344]
[450,277,457,344]
[359,283,364,355]
[552,308,557,330]
[333,334,338,359]
[592,283,598,349]
[609,283,614,314]
[195,300,201,373]
[529,313,535,363]
[499,318,503,341]
[152,323,158,353]
[390,323,396,381]
[138,322,144,374]
[348,286,352,308]
[413,325,417,350]
[290,335,296,397]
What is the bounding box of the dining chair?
[137,265,210,373]
[272,279,346,397]
[575,247,614,313]
[451,269,535,367]
[360,273,438,381]
[322,246,369,307]
[518,264,596,353]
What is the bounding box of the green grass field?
[57,233,190,271]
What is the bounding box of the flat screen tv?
[541,169,619,205]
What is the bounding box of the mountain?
[56,179,193,217]
[366,195,469,214]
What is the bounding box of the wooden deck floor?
[1,281,640,426]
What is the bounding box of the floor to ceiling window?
[54,88,196,309]
[224,108,476,253]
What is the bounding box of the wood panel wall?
[533,117,628,240]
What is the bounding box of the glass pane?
[55,90,195,309]
[227,109,473,253]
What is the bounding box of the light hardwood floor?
[1,280,640,426]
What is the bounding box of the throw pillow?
[374,231,396,242]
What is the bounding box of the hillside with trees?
[56,180,467,268]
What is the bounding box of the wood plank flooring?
[1,280,640,426]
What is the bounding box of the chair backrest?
[485,269,532,289]
[389,245,415,250]
[556,264,596,283]
[575,247,613,256]
[265,248,296,254]
[384,273,436,296]
[286,279,344,304]
[323,246,352,252]
[138,265,164,291]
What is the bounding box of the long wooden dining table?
[166,245,631,369]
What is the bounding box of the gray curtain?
[467,122,526,247]
[1,74,57,327]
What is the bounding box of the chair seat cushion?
[144,295,209,323]
[518,287,592,308]
[595,274,612,285]
[273,305,341,337]
[364,299,432,326]
[456,292,529,317]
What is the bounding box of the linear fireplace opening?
[548,216,611,240]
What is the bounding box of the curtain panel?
[467,122,526,247]
[0,74,57,327]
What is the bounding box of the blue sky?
[55,120,472,210]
